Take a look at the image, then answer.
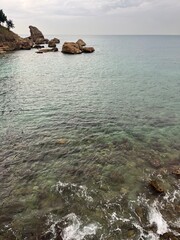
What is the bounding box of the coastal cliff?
[0,25,32,53]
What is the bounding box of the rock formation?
[29,25,44,42]
[62,39,95,54]
[0,25,32,53]
[62,42,82,54]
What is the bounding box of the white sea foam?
[63,213,99,240]
[55,181,93,202]
[47,213,99,240]
[148,201,169,235]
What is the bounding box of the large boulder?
[62,42,82,54]
[29,25,45,42]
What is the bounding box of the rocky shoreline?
[0,25,95,54]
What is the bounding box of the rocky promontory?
[0,25,94,55]
[0,25,32,52]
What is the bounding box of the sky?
[1,0,180,35]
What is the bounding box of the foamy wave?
[47,213,100,240]
[54,181,93,202]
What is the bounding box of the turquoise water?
[0,36,180,239]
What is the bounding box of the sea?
[0,35,180,240]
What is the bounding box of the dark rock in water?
[48,40,56,48]
[36,47,58,53]
[170,165,180,176]
[33,44,44,49]
[83,47,95,53]
[149,179,166,193]
[41,231,54,240]
[62,42,82,54]
[149,159,161,168]
[160,232,179,240]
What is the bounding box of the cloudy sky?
[1,0,180,35]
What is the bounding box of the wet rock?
[160,232,179,240]
[33,44,44,49]
[62,42,82,54]
[127,229,136,238]
[83,47,95,53]
[171,165,180,176]
[36,47,58,53]
[149,179,166,193]
[149,159,161,168]
[41,231,54,240]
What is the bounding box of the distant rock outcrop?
[62,39,94,54]
[62,42,82,54]
[29,26,44,42]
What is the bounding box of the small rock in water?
[160,232,179,240]
[149,179,166,193]
[171,165,180,176]
[149,159,161,168]
[57,138,68,144]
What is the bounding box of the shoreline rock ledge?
[0,25,32,53]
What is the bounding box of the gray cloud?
[1,0,180,34]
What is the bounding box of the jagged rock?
[48,40,56,48]
[51,38,60,44]
[149,179,166,193]
[76,39,86,47]
[29,25,44,42]
[83,47,95,53]
[62,42,82,54]
[0,25,32,51]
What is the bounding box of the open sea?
[0,35,180,240]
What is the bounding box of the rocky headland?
[0,25,95,55]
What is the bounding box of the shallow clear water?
[0,36,180,239]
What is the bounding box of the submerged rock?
[62,42,82,54]
[36,47,58,53]
[149,179,166,193]
[170,165,180,176]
